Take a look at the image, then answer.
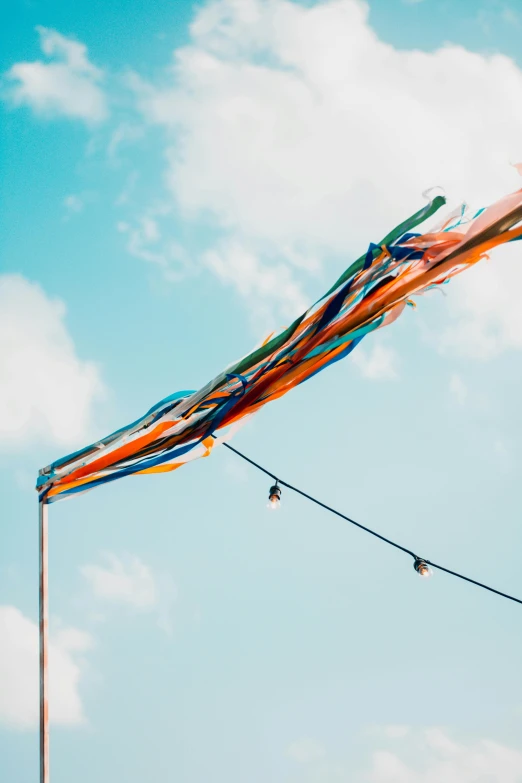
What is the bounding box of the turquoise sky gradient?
[2,1,522,781]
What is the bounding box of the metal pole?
[39,500,49,783]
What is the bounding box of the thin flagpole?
[39,500,49,783]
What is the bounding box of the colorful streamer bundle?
[37,188,522,503]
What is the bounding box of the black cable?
[221,441,522,607]
[223,442,416,558]
[424,560,522,605]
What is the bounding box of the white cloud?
[0,605,92,729]
[449,373,467,405]
[365,728,522,783]
[289,728,522,782]
[81,552,158,609]
[117,206,192,282]
[81,552,177,633]
[131,0,522,342]
[133,0,522,246]
[287,738,326,764]
[203,240,308,326]
[107,123,144,160]
[6,26,107,123]
[351,343,398,380]
[0,274,104,446]
[440,244,522,358]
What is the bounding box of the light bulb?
[413,558,432,578]
[267,483,281,511]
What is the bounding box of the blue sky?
[2,0,522,781]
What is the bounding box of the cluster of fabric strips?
[37,187,522,503]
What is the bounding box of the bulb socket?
[413,558,430,577]
[268,483,281,503]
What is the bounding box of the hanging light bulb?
[413,558,432,578]
[267,482,282,511]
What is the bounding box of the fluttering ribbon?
[37,188,522,503]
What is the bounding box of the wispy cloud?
[117,205,192,282]
[203,240,308,328]
[285,726,522,781]
[81,552,177,634]
[0,605,93,729]
[81,552,158,610]
[107,122,144,161]
[5,27,108,123]
[440,244,522,359]
[351,343,398,380]
[365,727,522,782]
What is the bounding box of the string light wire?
[221,441,522,606]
